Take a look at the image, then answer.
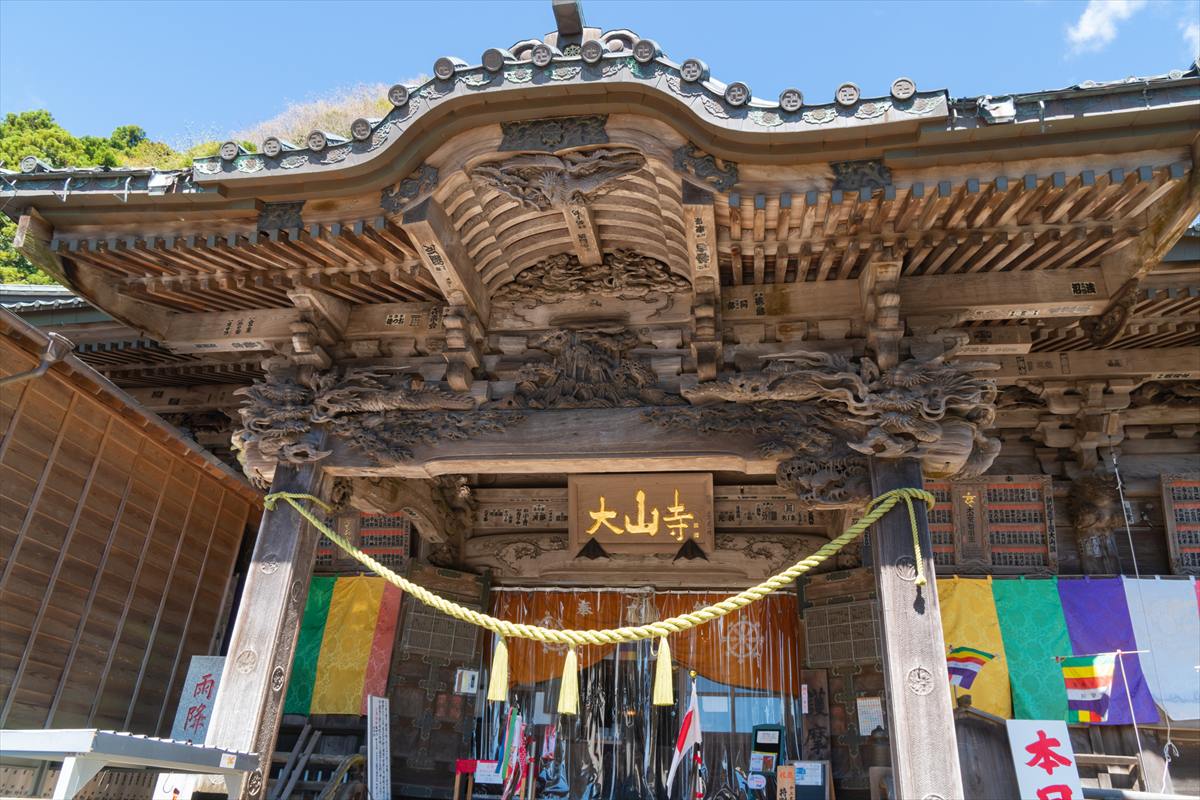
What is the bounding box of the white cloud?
[1183,20,1200,60]
[1066,0,1147,54]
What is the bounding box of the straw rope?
[263,486,934,647]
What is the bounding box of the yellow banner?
[939,577,1012,718]
[310,577,387,714]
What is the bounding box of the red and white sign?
[1006,720,1084,800]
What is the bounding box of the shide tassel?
[653,635,674,706]
[558,646,580,715]
[487,635,509,703]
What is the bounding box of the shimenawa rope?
[264,486,933,713]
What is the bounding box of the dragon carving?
[469,147,646,211]
[233,366,518,481]
[651,349,1000,508]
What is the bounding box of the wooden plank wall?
[0,332,256,735]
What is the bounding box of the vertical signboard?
[1006,720,1083,800]
[169,655,224,743]
[367,694,392,800]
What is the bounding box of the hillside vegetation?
[1,83,408,284]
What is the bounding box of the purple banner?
[1057,578,1159,724]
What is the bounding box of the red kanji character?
[1036,785,1074,800]
[183,702,208,733]
[1025,729,1072,775]
[193,672,215,699]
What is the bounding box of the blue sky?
[1,0,1197,147]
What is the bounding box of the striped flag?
[1061,653,1117,724]
[946,645,996,690]
[667,681,702,799]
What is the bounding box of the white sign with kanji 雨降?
[1006,719,1084,800]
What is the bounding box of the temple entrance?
[479,589,807,800]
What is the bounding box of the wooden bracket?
[402,198,489,323]
[683,182,723,380]
[860,254,903,369]
[441,306,484,391]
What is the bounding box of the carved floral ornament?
[233,338,999,509]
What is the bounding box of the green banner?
[992,578,1070,721]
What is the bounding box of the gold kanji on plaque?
[569,474,713,554]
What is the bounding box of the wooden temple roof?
[1,15,1198,458]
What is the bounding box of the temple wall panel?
[0,323,259,735]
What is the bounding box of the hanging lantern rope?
[264,486,933,712]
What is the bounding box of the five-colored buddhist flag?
[1061,653,1116,724]
[947,646,996,690]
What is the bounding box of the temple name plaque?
[568,473,714,554]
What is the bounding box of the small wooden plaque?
[567,473,714,555]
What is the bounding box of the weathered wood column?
[869,457,964,800]
[203,461,325,799]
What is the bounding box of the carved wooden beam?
[683,183,723,380]
[126,384,243,413]
[720,267,1113,326]
[401,198,489,322]
[317,408,780,478]
[1085,151,1199,345]
[157,302,446,355]
[281,287,352,368]
[984,347,1200,381]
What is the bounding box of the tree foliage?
[0,111,194,283]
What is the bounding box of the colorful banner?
[284,576,402,716]
[1122,577,1200,721]
[938,577,1011,718]
[1057,578,1158,724]
[992,578,1071,722]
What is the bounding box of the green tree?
[109,124,147,152]
[0,111,188,284]
[0,218,55,285]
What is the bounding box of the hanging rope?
[264,485,933,711]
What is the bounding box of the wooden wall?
[0,314,260,735]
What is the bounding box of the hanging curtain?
[1122,577,1200,722]
[490,589,627,686]
[653,593,804,695]
[481,588,806,800]
[1057,577,1159,725]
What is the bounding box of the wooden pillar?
[869,458,964,800]
[203,461,325,799]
